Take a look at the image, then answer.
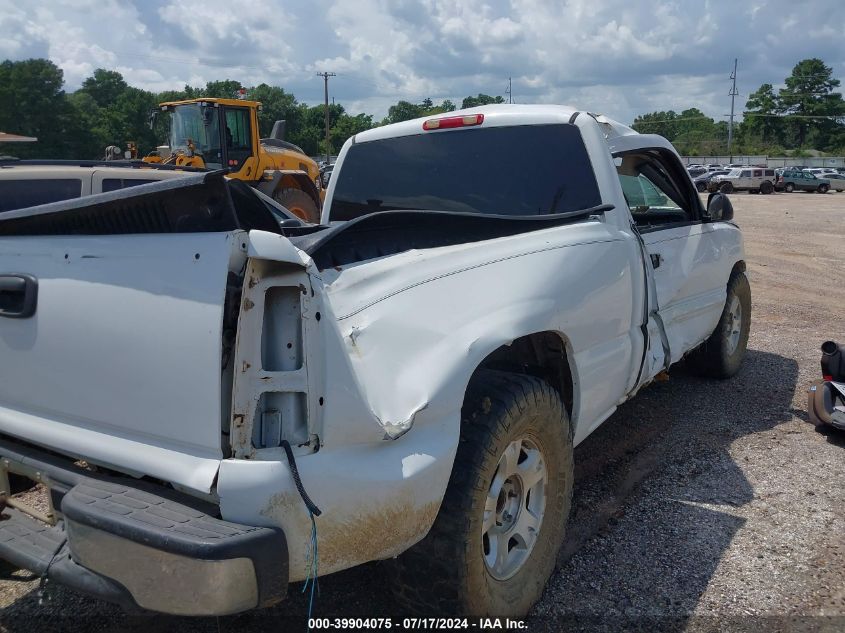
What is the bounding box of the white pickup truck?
[0,105,749,617]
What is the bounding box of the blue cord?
[302,511,319,620]
[280,440,321,625]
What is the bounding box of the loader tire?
[274,188,320,223]
[686,271,751,379]
[389,370,573,616]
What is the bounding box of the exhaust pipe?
[821,341,845,381]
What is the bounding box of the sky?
[1,0,843,124]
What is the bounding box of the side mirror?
[148,109,158,130]
[706,192,734,222]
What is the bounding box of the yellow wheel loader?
[144,98,323,222]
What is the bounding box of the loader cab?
[155,99,261,178]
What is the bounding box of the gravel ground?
[2,191,845,631]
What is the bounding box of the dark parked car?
[693,169,729,192]
[776,169,830,193]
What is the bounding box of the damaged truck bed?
[0,105,749,617]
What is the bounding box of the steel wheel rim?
[727,295,742,355]
[482,437,547,580]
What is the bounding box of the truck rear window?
[329,124,601,221]
[0,179,82,212]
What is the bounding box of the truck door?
[614,148,736,369]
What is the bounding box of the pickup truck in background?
[0,105,749,617]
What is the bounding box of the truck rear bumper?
[0,437,288,615]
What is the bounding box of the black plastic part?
[261,138,308,155]
[821,341,845,381]
[290,205,613,271]
[0,273,37,318]
[0,507,141,611]
[0,436,289,610]
[280,440,321,517]
[0,506,65,574]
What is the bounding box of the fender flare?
[254,170,321,209]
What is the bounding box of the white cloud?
[0,0,843,123]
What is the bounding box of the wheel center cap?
[497,476,522,531]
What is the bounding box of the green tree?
[0,58,74,158]
[742,83,781,147]
[778,58,845,148]
[461,93,505,108]
[631,110,679,139]
[248,83,300,138]
[330,112,374,149]
[383,98,456,124]
[200,80,244,99]
[385,100,424,124]
[79,69,128,108]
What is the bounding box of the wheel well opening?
[475,332,574,421]
[730,260,746,278]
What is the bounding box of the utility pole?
[506,77,512,104]
[317,71,336,165]
[728,58,738,162]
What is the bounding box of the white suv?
[709,167,777,194]
[0,162,193,212]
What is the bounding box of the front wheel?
[784,183,795,193]
[720,182,734,194]
[686,272,751,378]
[389,371,573,616]
[818,184,830,194]
[760,181,774,194]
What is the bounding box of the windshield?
[329,124,602,221]
[167,104,223,169]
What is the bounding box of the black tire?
[273,188,320,223]
[389,370,573,616]
[760,181,774,195]
[696,182,706,193]
[720,182,734,194]
[784,182,795,193]
[686,272,751,378]
[818,184,830,194]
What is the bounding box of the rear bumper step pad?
[0,436,288,615]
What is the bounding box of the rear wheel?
[390,370,573,616]
[785,182,795,193]
[818,184,830,194]
[720,182,734,194]
[273,188,320,223]
[696,182,707,193]
[760,181,774,195]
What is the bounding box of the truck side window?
[616,154,695,230]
